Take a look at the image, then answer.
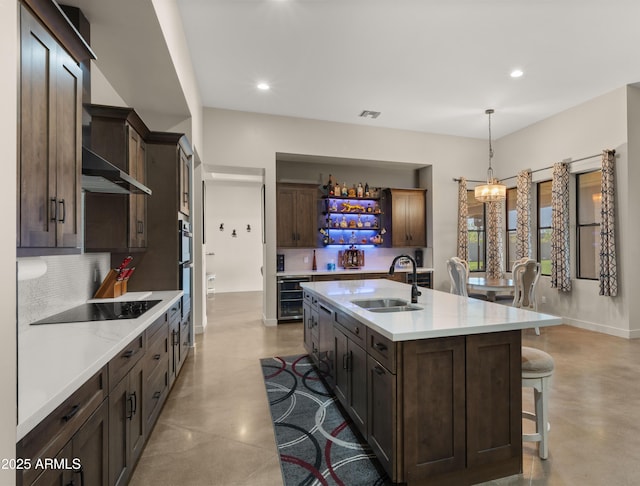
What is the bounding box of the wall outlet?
[540,295,547,304]
[303,256,309,264]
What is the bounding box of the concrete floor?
[130,291,640,485]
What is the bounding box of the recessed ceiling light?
[510,69,524,78]
[257,82,270,91]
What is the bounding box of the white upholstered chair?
[512,259,542,334]
[521,346,555,459]
[446,258,468,297]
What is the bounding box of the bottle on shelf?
[341,182,348,197]
[364,182,370,197]
[357,182,364,198]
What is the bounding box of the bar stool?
[522,346,555,459]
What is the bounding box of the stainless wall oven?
[179,221,192,314]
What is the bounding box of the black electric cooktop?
[31,300,161,325]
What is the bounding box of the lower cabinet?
[307,297,522,485]
[17,300,190,486]
[109,358,145,486]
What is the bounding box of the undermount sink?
[351,298,423,313]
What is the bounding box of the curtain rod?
[452,151,612,184]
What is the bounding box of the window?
[537,181,552,276]
[467,190,485,272]
[577,170,602,279]
[505,187,517,271]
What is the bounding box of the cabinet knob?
[354,327,360,335]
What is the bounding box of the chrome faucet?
[389,255,421,304]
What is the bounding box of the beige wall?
[3,0,18,482]
[496,87,632,337]
[203,108,485,323]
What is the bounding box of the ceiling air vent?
[359,110,381,119]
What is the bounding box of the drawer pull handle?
[122,350,135,358]
[354,327,360,335]
[153,391,162,400]
[374,366,386,376]
[62,404,80,422]
[153,353,161,360]
[374,342,388,352]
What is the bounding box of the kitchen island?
[300,279,562,485]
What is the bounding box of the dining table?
[467,276,515,302]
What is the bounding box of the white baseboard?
[263,315,278,327]
[195,314,207,334]
[564,317,636,339]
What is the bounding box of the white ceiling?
[176,0,640,139]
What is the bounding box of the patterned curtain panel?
[551,162,571,291]
[600,150,617,296]
[486,200,504,279]
[457,177,469,261]
[516,170,532,259]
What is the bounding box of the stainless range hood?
[82,146,152,195]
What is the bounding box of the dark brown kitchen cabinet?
[18,4,88,256]
[276,183,318,248]
[333,314,367,438]
[17,367,108,486]
[143,316,169,432]
[367,355,397,477]
[384,188,427,247]
[179,146,191,216]
[125,132,193,292]
[84,105,150,252]
[109,358,145,486]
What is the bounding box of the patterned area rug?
[260,354,389,486]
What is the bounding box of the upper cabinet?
[84,105,150,252]
[384,188,427,247]
[179,146,191,217]
[276,183,318,248]
[17,4,93,256]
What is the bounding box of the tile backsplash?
[17,253,110,331]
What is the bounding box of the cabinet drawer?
[144,361,169,431]
[146,312,168,342]
[144,323,168,379]
[168,300,181,326]
[108,333,145,391]
[334,310,365,345]
[367,328,397,374]
[17,366,107,486]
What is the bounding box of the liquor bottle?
[364,182,370,197]
[341,182,348,197]
[357,182,364,198]
[312,250,317,271]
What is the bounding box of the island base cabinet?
[367,355,398,479]
[403,337,467,482]
[402,331,522,485]
[333,327,367,438]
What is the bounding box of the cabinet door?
[19,8,58,249]
[109,360,145,486]
[72,399,109,486]
[367,356,396,478]
[391,193,410,247]
[465,331,521,469]
[333,328,349,407]
[276,187,297,247]
[403,336,466,480]
[128,127,147,248]
[406,191,426,247]
[294,189,317,247]
[54,47,82,249]
[303,300,313,354]
[348,340,368,437]
[30,442,74,486]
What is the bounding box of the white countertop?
[17,290,183,441]
[300,279,562,341]
[277,267,434,277]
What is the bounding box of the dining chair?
[512,258,542,334]
[446,258,468,297]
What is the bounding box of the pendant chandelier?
[474,108,506,202]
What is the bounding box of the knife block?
[94,269,126,299]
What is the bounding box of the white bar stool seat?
[522,346,555,459]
